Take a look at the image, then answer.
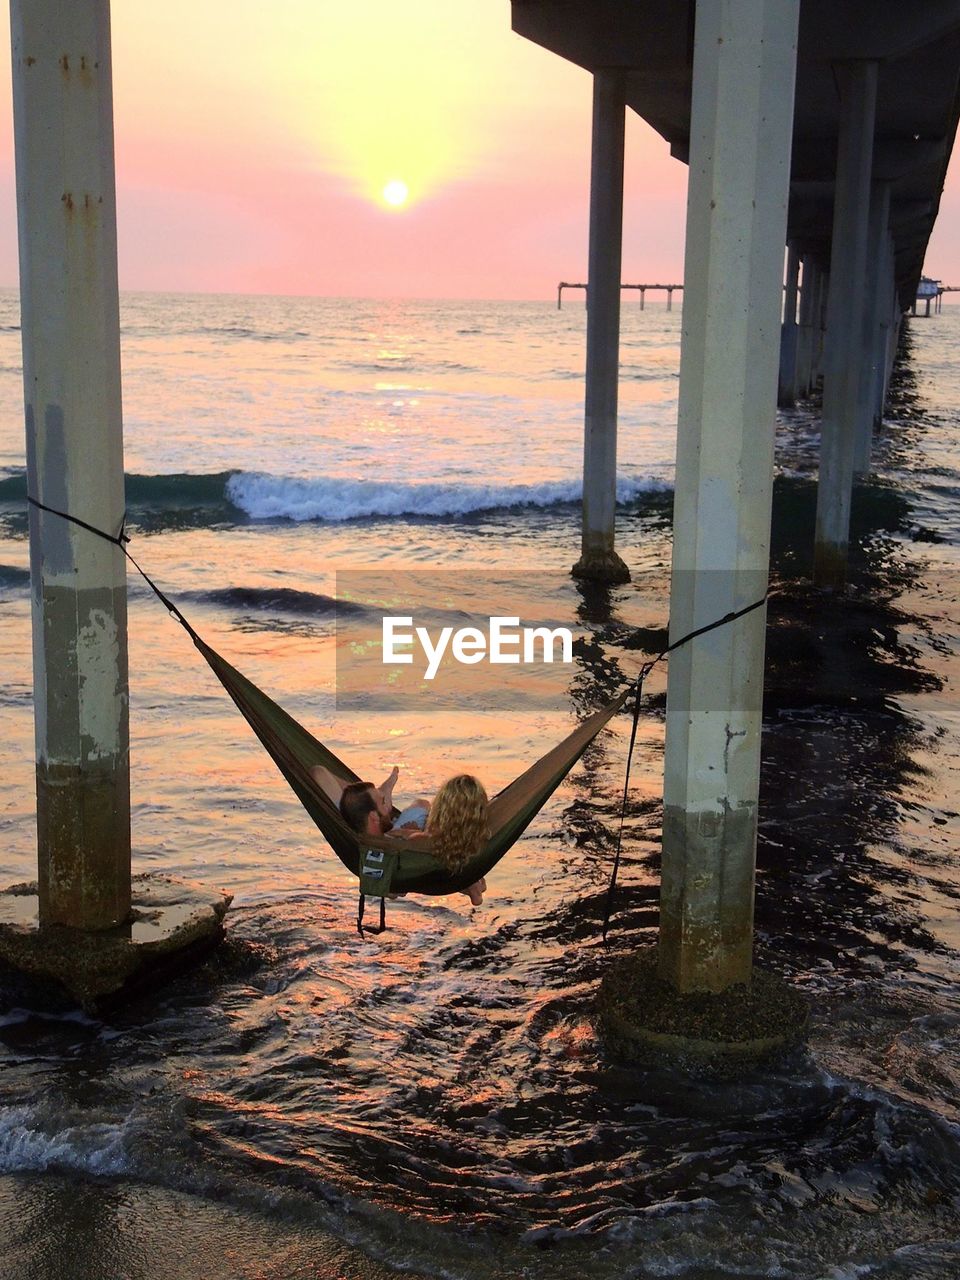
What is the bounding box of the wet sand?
[0,1173,440,1280]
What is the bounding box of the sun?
[382,179,409,209]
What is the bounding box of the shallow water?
[0,297,958,1277]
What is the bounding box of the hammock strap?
[601,664,650,943]
[357,892,386,940]
[26,495,202,644]
[600,590,769,942]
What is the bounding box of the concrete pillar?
[778,241,801,406]
[873,256,894,422]
[573,68,630,584]
[812,268,828,388]
[882,272,902,412]
[814,61,878,588]
[795,258,815,398]
[855,184,896,476]
[659,0,799,994]
[853,183,891,476]
[885,296,902,407]
[11,0,130,929]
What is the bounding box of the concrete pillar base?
[813,538,850,591]
[572,547,631,583]
[0,872,232,1012]
[595,947,808,1074]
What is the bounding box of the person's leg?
[379,766,400,808]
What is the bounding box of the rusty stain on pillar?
[11,0,131,930]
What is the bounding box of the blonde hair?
[427,774,489,872]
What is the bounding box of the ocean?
[0,290,958,1279]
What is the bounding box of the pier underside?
[513,0,960,304]
[513,0,960,1032]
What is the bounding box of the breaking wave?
[225,470,669,523]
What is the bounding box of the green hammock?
[197,633,629,898]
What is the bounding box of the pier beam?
[659,0,799,994]
[814,61,878,588]
[11,0,131,930]
[778,241,801,406]
[573,68,630,585]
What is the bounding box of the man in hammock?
[311,764,404,837]
[311,763,487,905]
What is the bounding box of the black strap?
[601,665,650,943]
[662,594,768,657]
[27,495,201,644]
[600,591,768,941]
[357,892,387,939]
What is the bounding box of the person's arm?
[309,764,343,806]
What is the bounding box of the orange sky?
[0,1,956,300]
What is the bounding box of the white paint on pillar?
[573,68,630,584]
[11,0,130,929]
[660,0,799,993]
[814,62,878,587]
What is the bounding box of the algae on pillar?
[11,0,130,930]
[573,68,630,585]
[659,0,799,994]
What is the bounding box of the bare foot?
[466,880,485,907]
[380,766,400,808]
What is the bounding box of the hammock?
[26,497,765,927]
[26,493,631,905]
[199,631,630,897]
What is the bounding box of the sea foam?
[225,470,668,523]
[0,1103,131,1176]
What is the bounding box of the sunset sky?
[0,0,956,300]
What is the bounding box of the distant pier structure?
[911,275,960,315]
[557,281,683,310]
[513,0,960,1046]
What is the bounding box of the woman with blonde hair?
[393,773,490,906]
